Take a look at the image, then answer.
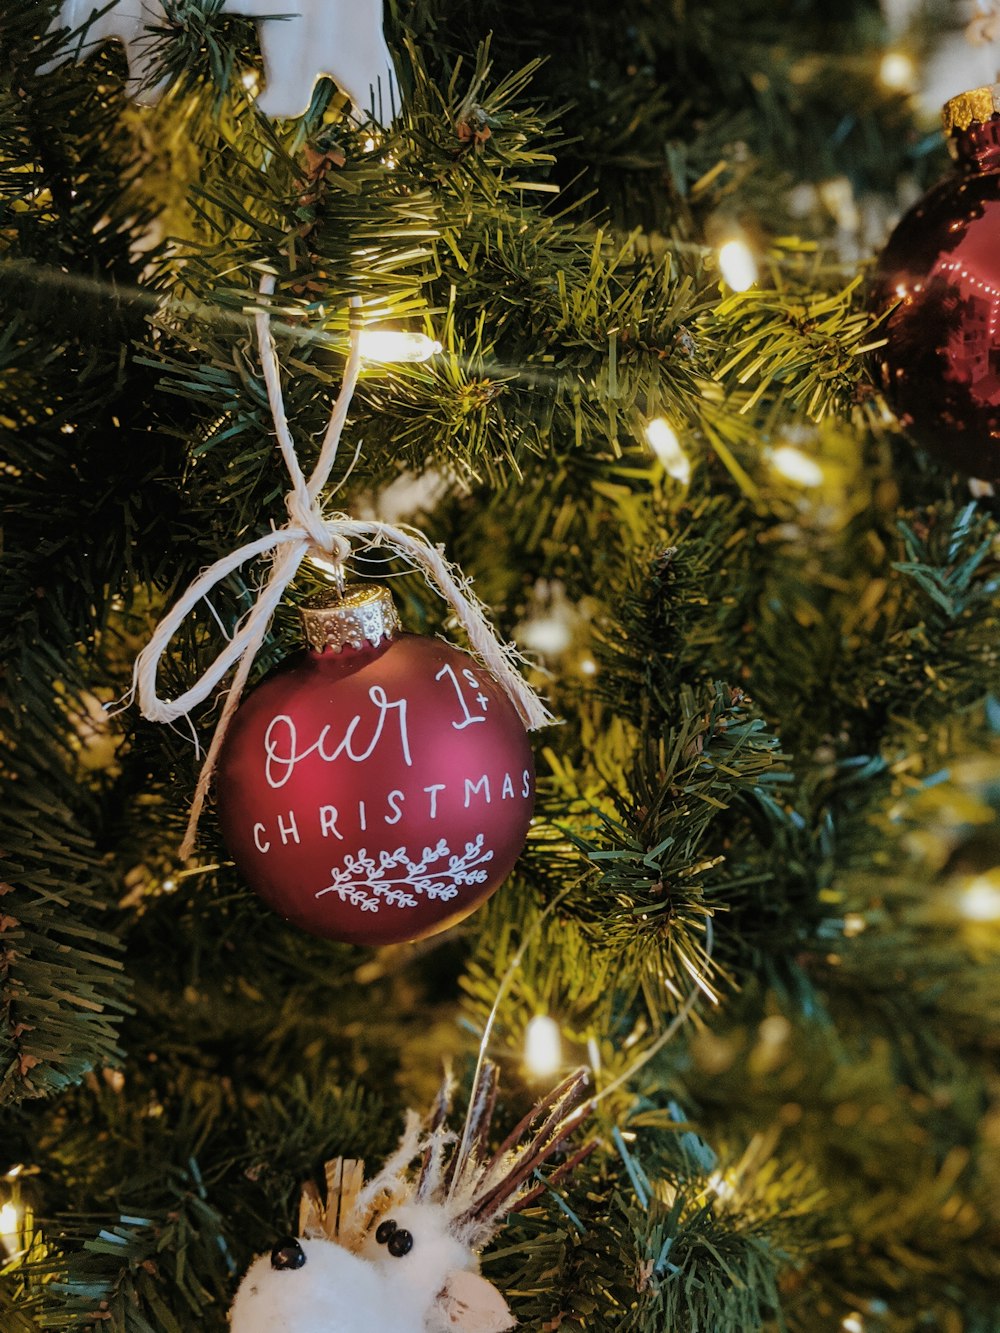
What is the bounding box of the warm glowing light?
[241,70,260,95]
[718,239,758,292]
[524,1014,562,1077]
[879,51,916,92]
[758,1015,791,1048]
[771,445,823,487]
[364,135,377,152]
[359,329,442,363]
[644,417,691,483]
[841,1315,865,1333]
[520,614,574,655]
[959,875,1000,922]
[0,1201,21,1257]
[707,1171,735,1201]
[578,656,597,677]
[843,913,866,937]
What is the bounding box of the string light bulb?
[959,874,1000,922]
[717,239,759,292]
[520,614,574,655]
[879,51,916,93]
[644,417,691,483]
[518,581,579,657]
[524,1014,562,1077]
[358,329,442,363]
[841,1314,865,1333]
[360,135,396,168]
[707,1170,735,1202]
[770,445,824,487]
[0,1200,21,1257]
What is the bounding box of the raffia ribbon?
[130,274,554,860]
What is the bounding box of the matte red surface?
[872,115,1000,481]
[216,634,535,944]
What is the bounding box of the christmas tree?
[3,1,1000,1329]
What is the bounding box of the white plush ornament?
[218,0,397,120]
[229,1066,592,1333]
[37,1,169,102]
[229,1239,419,1333]
[39,0,398,121]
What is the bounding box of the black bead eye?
[375,1219,397,1245]
[270,1236,306,1271]
[387,1227,413,1258]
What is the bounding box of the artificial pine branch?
[1,1,997,1329]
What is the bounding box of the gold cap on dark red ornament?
[299,583,401,653]
[942,84,1000,137]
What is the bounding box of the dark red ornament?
[216,585,535,945]
[872,88,1000,481]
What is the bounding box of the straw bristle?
[298,1157,366,1246]
[450,1068,591,1247]
[297,1067,590,1259]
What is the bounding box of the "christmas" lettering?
[247,768,533,855]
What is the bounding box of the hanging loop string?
[131,274,553,860]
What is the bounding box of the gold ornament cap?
[300,583,402,654]
[942,84,1000,137]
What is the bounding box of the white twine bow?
[132,273,553,861]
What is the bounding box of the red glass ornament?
[216,586,535,944]
[872,91,1000,480]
